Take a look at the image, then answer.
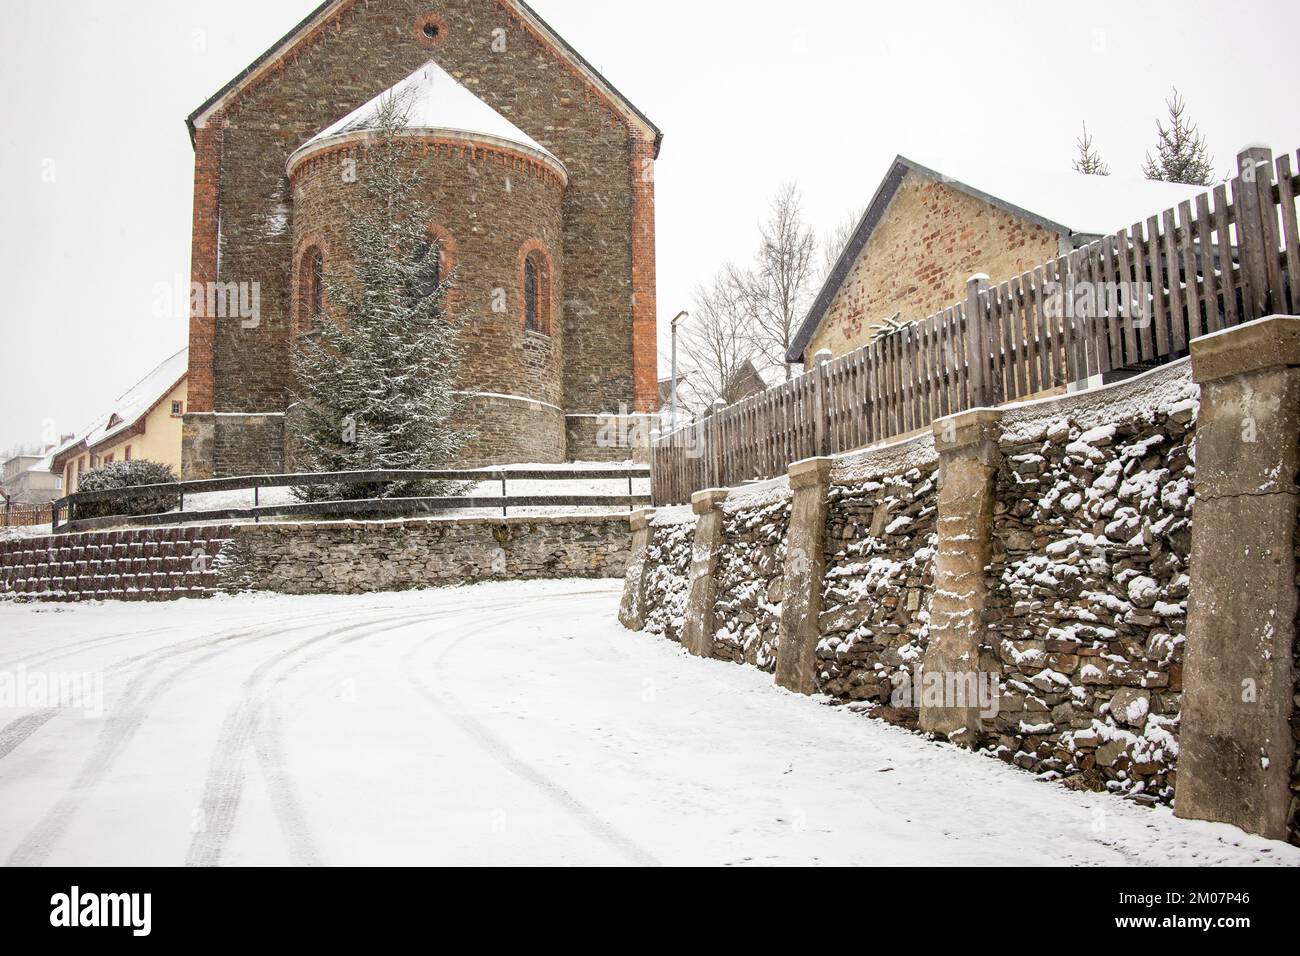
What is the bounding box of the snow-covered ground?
[0,580,1293,867]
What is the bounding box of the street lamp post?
[669,310,688,431]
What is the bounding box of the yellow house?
[52,349,189,493]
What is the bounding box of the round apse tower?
[286,60,568,467]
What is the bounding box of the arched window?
[298,245,325,331]
[524,257,539,331]
[518,241,553,336]
[410,237,442,300]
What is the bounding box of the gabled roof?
[787,154,1209,362]
[186,0,663,156]
[51,349,189,466]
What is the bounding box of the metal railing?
[53,467,650,534]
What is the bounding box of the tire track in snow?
[185,604,492,868]
[402,596,662,867]
[3,604,409,867]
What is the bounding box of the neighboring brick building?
[182,0,662,478]
[787,156,1205,368]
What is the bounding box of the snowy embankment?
[0,581,1294,867]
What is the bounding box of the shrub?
[73,460,179,520]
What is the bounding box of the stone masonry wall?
[712,497,790,671]
[984,391,1198,804]
[641,517,695,644]
[216,515,629,595]
[816,467,939,718]
[2,515,631,602]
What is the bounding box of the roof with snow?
[187,1,661,155]
[51,348,189,464]
[289,60,563,176]
[787,155,1211,363]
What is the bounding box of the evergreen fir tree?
[1142,88,1215,186]
[1072,121,1110,176]
[291,90,469,502]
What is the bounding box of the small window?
[524,258,538,332]
[298,246,326,331]
[124,445,132,461]
[520,245,552,335]
[171,400,184,417]
[104,454,113,465]
[415,14,447,47]
[410,238,442,300]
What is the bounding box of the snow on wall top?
[297,60,558,164]
[831,430,938,485]
[999,359,1198,444]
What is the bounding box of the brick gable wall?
[807,171,1062,361]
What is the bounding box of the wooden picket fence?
[652,146,1300,506]
[2,503,54,529]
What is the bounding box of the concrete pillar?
[618,509,656,630]
[679,489,728,658]
[775,457,833,695]
[918,408,1002,745]
[1177,316,1300,841]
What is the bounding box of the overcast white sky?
[2,0,1299,452]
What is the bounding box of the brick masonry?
[805,170,1061,362]
[184,0,659,477]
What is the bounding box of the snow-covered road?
[0,580,1294,867]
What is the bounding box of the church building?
[182,0,661,477]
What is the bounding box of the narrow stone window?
[519,243,552,335]
[298,245,325,331]
[524,257,539,332]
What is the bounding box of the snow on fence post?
[710,398,726,489]
[918,407,1003,746]
[1178,316,1300,843]
[812,349,833,458]
[965,275,991,409]
[618,508,657,630]
[774,457,833,695]
[679,488,729,659]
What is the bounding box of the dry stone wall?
[817,469,938,716]
[2,515,631,602]
[642,517,695,644]
[984,396,1197,803]
[712,498,790,670]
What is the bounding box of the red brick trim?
[630,137,658,412]
[424,223,458,313]
[517,239,554,336]
[414,13,448,48]
[186,119,223,414]
[292,237,331,333]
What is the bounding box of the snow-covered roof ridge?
[53,348,189,458]
[289,60,565,177]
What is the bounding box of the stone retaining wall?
[624,329,1300,847]
[713,497,790,670]
[2,514,632,602]
[818,466,939,717]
